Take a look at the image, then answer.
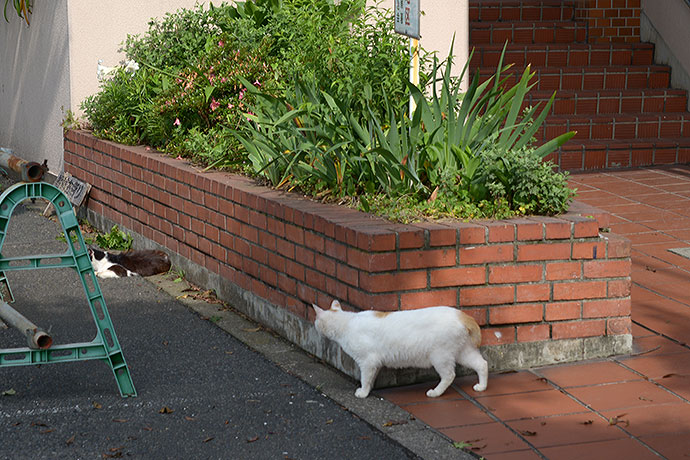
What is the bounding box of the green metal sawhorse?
[0,182,136,397]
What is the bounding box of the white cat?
[312,300,488,398]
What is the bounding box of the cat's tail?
[457,311,482,348]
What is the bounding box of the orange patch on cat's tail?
[374,311,391,318]
[457,311,482,348]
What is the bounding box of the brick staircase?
[469,0,690,171]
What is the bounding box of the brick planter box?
[64,130,632,386]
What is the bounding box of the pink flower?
[227,103,234,109]
[253,80,261,87]
[210,98,220,111]
[173,118,181,126]
[218,40,224,47]
[239,88,246,100]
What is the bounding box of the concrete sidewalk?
[0,181,468,460]
[378,166,690,459]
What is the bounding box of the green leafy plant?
[95,225,133,251]
[4,0,31,25]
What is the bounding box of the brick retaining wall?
[64,129,632,382]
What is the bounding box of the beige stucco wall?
[1,0,468,173]
[641,0,690,110]
[0,0,198,173]
[375,0,469,85]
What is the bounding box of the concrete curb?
[147,273,477,460]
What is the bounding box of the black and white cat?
[88,248,171,279]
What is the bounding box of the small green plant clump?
[82,0,576,220]
[95,225,133,251]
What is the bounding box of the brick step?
[470,0,575,22]
[469,43,654,68]
[479,65,671,91]
[471,20,587,44]
[539,113,690,142]
[551,138,690,171]
[526,89,688,116]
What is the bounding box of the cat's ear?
[330,300,342,311]
[312,304,324,316]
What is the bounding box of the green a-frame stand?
[0,182,136,397]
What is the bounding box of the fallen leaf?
[452,441,473,449]
[638,396,653,401]
[203,437,214,443]
[159,406,174,414]
[109,447,123,452]
[2,388,16,396]
[41,429,54,434]
[247,436,259,443]
[185,416,195,421]
[520,430,537,436]
[581,420,593,425]
[242,327,261,333]
[382,420,407,427]
[608,414,629,427]
[325,419,333,424]
[225,351,234,355]
[358,436,370,440]
[65,434,76,445]
[662,373,677,379]
[142,426,153,432]
[92,402,103,409]
[112,419,128,423]
[31,421,48,427]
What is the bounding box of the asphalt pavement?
[0,179,471,460]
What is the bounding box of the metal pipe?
[0,300,53,349]
[0,147,45,182]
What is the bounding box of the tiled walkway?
[377,167,690,459]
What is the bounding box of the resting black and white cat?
[313,300,488,398]
[88,248,171,279]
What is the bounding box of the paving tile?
[538,438,661,460]
[402,399,493,429]
[625,231,676,245]
[483,449,543,460]
[506,413,626,448]
[609,222,654,235]
[375,382,464,406]
[630,286,690,343]
[536,361,641,388]
[565,380,682,411]
[601,403,690,437]
[631,335,690,356]
[654,373,690,401]
[631,322,656,338]
[476,390,588,421]
[453,370,552,397]
[619,351,690,379]
[632,267,690,305]
[632,241,690,267]
[440,421,530,455]
[639,432,690,458]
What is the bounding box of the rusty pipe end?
[27,328,53,349]
[23,162,44,182]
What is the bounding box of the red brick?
[486,222,515,243]
[314,254,337,277]
[552,320,605,339]
[606,234,631,258]
[584,259,631,278]
[397,228,425,249]
[460,244,514,264]
[545,301,581,321]
[462,308,488,326]
[460,285,514,306]
[546,261,582,280]
[490,304,543,324]
[516,220,544,241]
[489,264,543,283]
[607,317,632,335]
[517,283,551,302]
[347,249,397,272]
[572,241,605,259]
[430,266,486,287]
[482,327,515,346]
[297,282,317,304]
[360,271,427,293]
[517,243,570,261]
[517,324,551,343]
[554,281,607,300]
[573,219,600,238]
[304,232,325,252]
[400,248,455,269]
[544,220,572,239]
[457,223,486,244]
[583,298,631,318]
[285,223,304,245]
[400,290,457,309]
[348,289,398,311]
[356,229,396,252]
[336,262,358,287]
[608,279,631,297]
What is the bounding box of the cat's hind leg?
[459,347,488,392]
[427,354,456,398]
[355,362,379,398]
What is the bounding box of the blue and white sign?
[394,0,420,39]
